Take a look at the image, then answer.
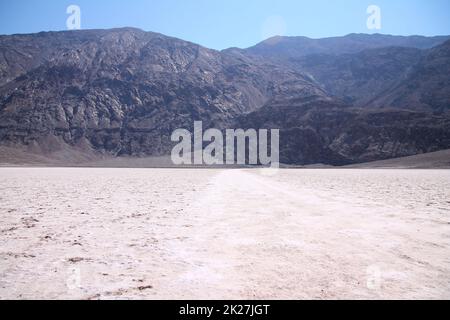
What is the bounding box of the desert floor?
[0,168,449,299]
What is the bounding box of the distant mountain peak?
[0,28,449,165]
[246,33,450,58]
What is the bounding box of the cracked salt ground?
[0,168,449,299]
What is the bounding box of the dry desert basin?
[0,168,449,299]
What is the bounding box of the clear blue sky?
[0,0,449,50]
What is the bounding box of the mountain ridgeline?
[0,28,449,165]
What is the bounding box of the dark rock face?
[0,29,449,165]
[0,28,327,157]
[237,99,450,165]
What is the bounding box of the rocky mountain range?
[0,28,449,165]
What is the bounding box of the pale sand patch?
[0,168,449,299]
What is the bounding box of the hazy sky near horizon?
[0,0,449,50]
